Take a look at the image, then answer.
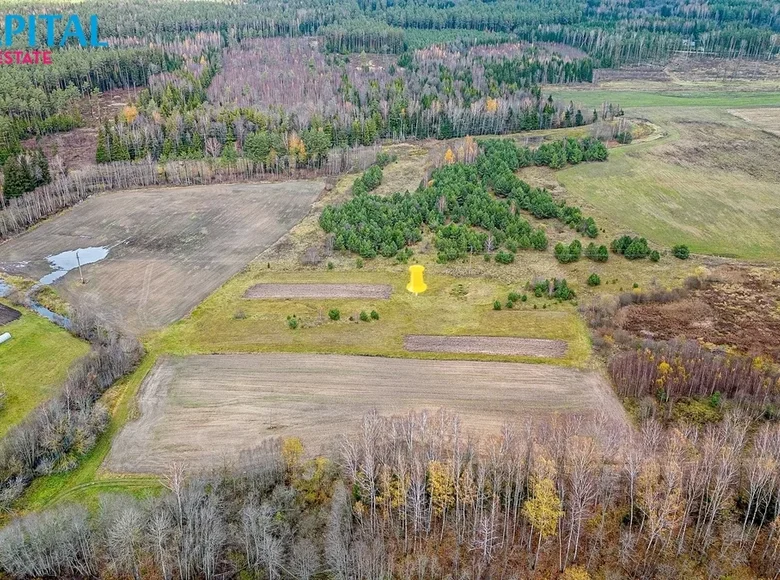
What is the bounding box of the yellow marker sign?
[406,264,427,294]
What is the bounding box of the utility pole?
[76,251,85,284]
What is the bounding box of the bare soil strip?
[245,283,392,299]
[0,304,21,326]
[104,353,623,474]
[404,335,567,357]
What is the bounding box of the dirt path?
[245,283,392,299]
[404,335,567,357]
[104,353,624,474]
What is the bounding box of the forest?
[2,0,778,184]
[1,408,779,579]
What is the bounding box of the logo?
[1,14,108,65]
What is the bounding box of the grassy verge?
[17,354,162,514]
[0,304,89,439]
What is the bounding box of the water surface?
[40,247,110,284]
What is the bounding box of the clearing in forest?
[0,181,323,334]
[104,353,622,474]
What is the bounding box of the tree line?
[1,407,780,578]
[0,145,380,240]
[609,339,780,411]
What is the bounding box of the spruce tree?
[96,128,110,163]
[3,157,27,199]
[109,130,131,161]
[36,149,50,186]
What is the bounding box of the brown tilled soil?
[617,267,780,360]
[0,303,20,326]
[729,108,780,138]
[404,335,567,358]
[104,353,623,474]
[0,181,323,334]
[245,283,392,299]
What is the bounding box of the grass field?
[0,181,323,335]
[153,267,593,367]
[556,107,780,260]
[550,88,780,110]
[104,353,622,473]
[0,305,89,438]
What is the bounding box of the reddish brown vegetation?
[617,268,780,361]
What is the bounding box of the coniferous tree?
[96,128,110,164]
[35,149,50,187]
[2,157,27,199]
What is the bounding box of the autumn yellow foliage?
[122,105,139,123]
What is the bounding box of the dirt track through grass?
[404,335,567,357]
[104,353,622,474]
[245,283,392,299]
[0,181,323,334]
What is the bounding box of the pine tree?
[96,128,110,163]
[36,149,50,186]
[3,156,27,199]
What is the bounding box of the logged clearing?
[104,353,621,473]
[404,335,567,357]
[245,283,392,299]
[0,181,323,334]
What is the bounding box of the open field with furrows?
[728,108,780,137]
[554,107,780,261]
[0,181,323,334]
[104,353,623,473]
[0,304,89,438]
